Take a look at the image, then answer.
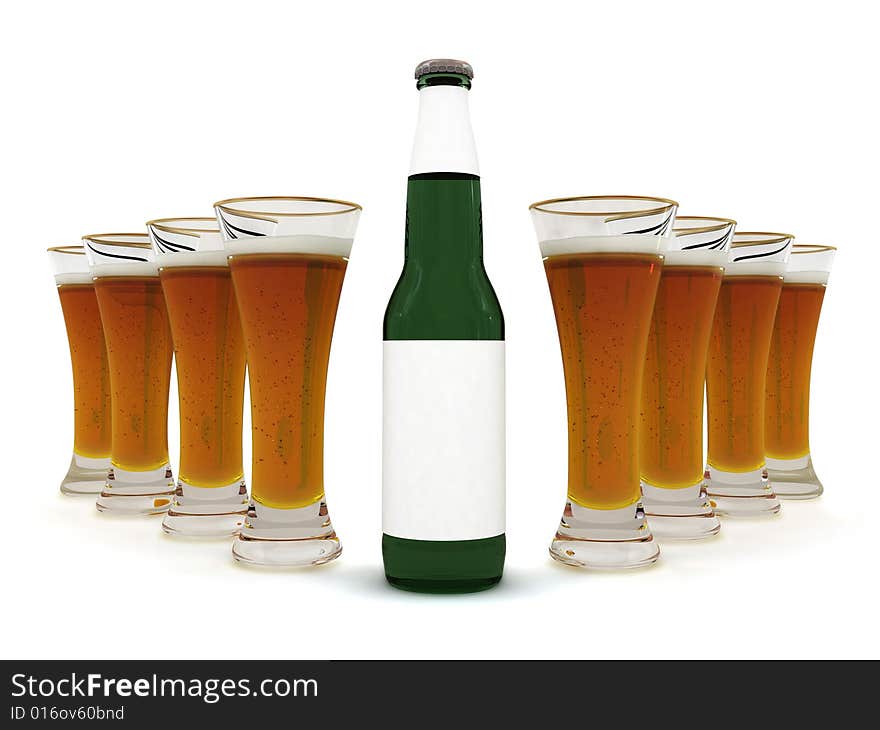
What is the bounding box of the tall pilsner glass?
[640,216,734,539]
[705,232,792,516]
[84,234,175,514]
[530,195,676,569]
[215,196,361,567]
[48,246,111,494]
[765,244,836,498]
[148,218,249,536]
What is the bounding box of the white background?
[1,0,878,660]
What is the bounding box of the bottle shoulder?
[389,173,500,340]
[384,262,503,340]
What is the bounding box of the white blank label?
[382,340,506,541]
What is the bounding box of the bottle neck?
[405,174,482,265]
[409,85,479,176]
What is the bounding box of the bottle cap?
[414,59,474,80]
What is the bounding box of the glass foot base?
[60,454,110,496]
[641,482,721,540]
[232,500,342,567]
[766,455,823,500]
[705,466,781,517]
[161,481,249,538]
[549,501,659,569]
[96,465,175,516]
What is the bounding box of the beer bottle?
[382,59,506,593]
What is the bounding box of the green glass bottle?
[382,59,506,593]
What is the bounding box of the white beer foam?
[661,248,728,267]
[156,251,230,269]
[89,262,160,278]
[539,234,664,258]
[723,261,787,277]
[784,270,829,284]
[54,272,94,286]
[725,235,792,277]
[222,234,353,258]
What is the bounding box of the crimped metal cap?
[414,58,473,79]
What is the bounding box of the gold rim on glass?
[673,216,737,236]
[214,196,362,223]
[731,231,794,248]
[528,195,678,222]
[82,233,152,249]
[792,244,837,254]
[47,245,86,255]
[146,217,219,237]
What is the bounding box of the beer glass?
[765,244,836,498]
[705,232,793,516]
[48,246,111,494]
[215,196,361,567]
[530,195,676,569]
[640,216,734,539]
[84,234,175,514]
[148,218,249,536]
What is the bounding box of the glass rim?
[731,231,794,248]
[47,245,85,255]
[82,232,152,249]
[213,196,363,219]
[673,215,737,234]
[146,217,219,235]
[792,243,837,254]
[528,195,678,218]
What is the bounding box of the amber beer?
[160,266,246,488]
[638,216,733,538]
[57,283,111,460]
[765,282,826,461]
[229,253,346,510]
[217,196,359,567]
[641,265,723,487]
[704,231,792,515]
[94,276,174,473]
[532,195,674,569]
[49,245,112,495]
[762,243,835,498]
[545,252,663,509]
[706,276,783,472]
